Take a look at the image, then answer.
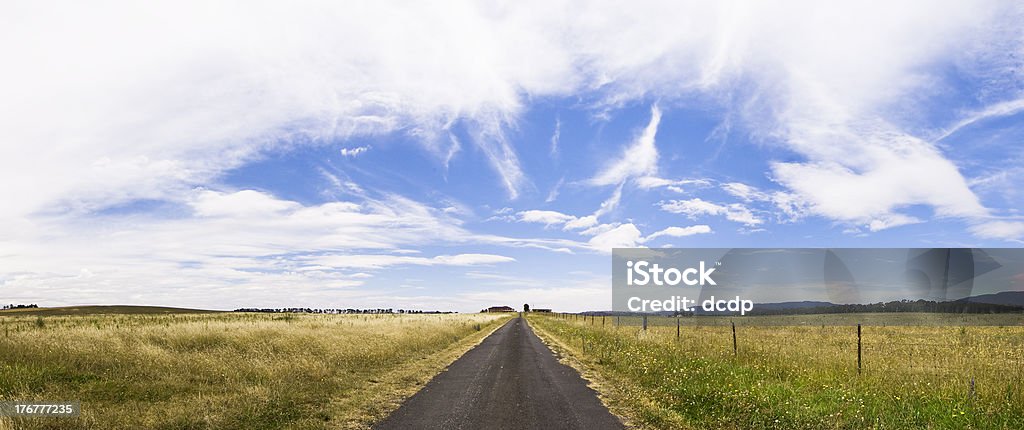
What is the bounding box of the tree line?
[747,299,1023,316]
[234,307,455,314]
[2,304,39,310]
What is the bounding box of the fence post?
[676,317,680,340]
[602,316,606,327]
[642,315,648,331]
[731,320,737,356]
[857,323,862,374]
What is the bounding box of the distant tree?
[524,303,530,313]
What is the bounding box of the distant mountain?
[749,293,1024,315]
[579,292,1024,316]
[755,301,834,310]
[959,291,1024,307]
[755,292,1024,312]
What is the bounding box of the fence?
[540,312,1024,399]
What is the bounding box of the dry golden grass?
[0,312,510,429]
[530,313,1024,429]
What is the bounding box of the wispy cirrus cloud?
[5,1,1019,235]
[659,198,762,226]
[589,105,662,187]
[340,146,371,157]
[587,223,712,250]
[307,253,515,270]
[514,206,710,252]
[0,188,558,308]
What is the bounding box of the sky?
[2,1,1024,312]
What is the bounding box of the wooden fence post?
[676,317,680,340]
[642,315,648,331]
[731,320,737,356]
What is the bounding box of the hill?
[961,291,1024,307]
[0,305,220,316]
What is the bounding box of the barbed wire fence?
[541,312,1024,401]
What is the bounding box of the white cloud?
[516,210,599,231]
[191,189,301,218]
[645,225,713,241]
[771,141,987,226]
[590,105,662,186]
[587,224,644,249]
[721,182,808,222]
[659,198,763,226]
[635,177,676,189]
[545,177,564,203]
[468,125,528,199]
[579,223,619,237]
[0,188,557,308]
[593,183,624,218]
[550,116,561,159]
[564,215,599,231]
[635,176,707,192]
[340,146,370,157]
[722,182,762,201]
[2,1,1023,309]
[3,1,1016,235]
[937,97,1024,142]
[310,253,515,269]
[485,206,516,222]
[517,210,577,226]
[969,221,1024,240]
[586,222,713,252]
[866,214,922,232]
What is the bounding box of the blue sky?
[2,1,1024,311]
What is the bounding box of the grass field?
[528,312,1024,429]
[0,310,511,429]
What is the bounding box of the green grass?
[0,312,510,429]
[528,313,1024,429]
